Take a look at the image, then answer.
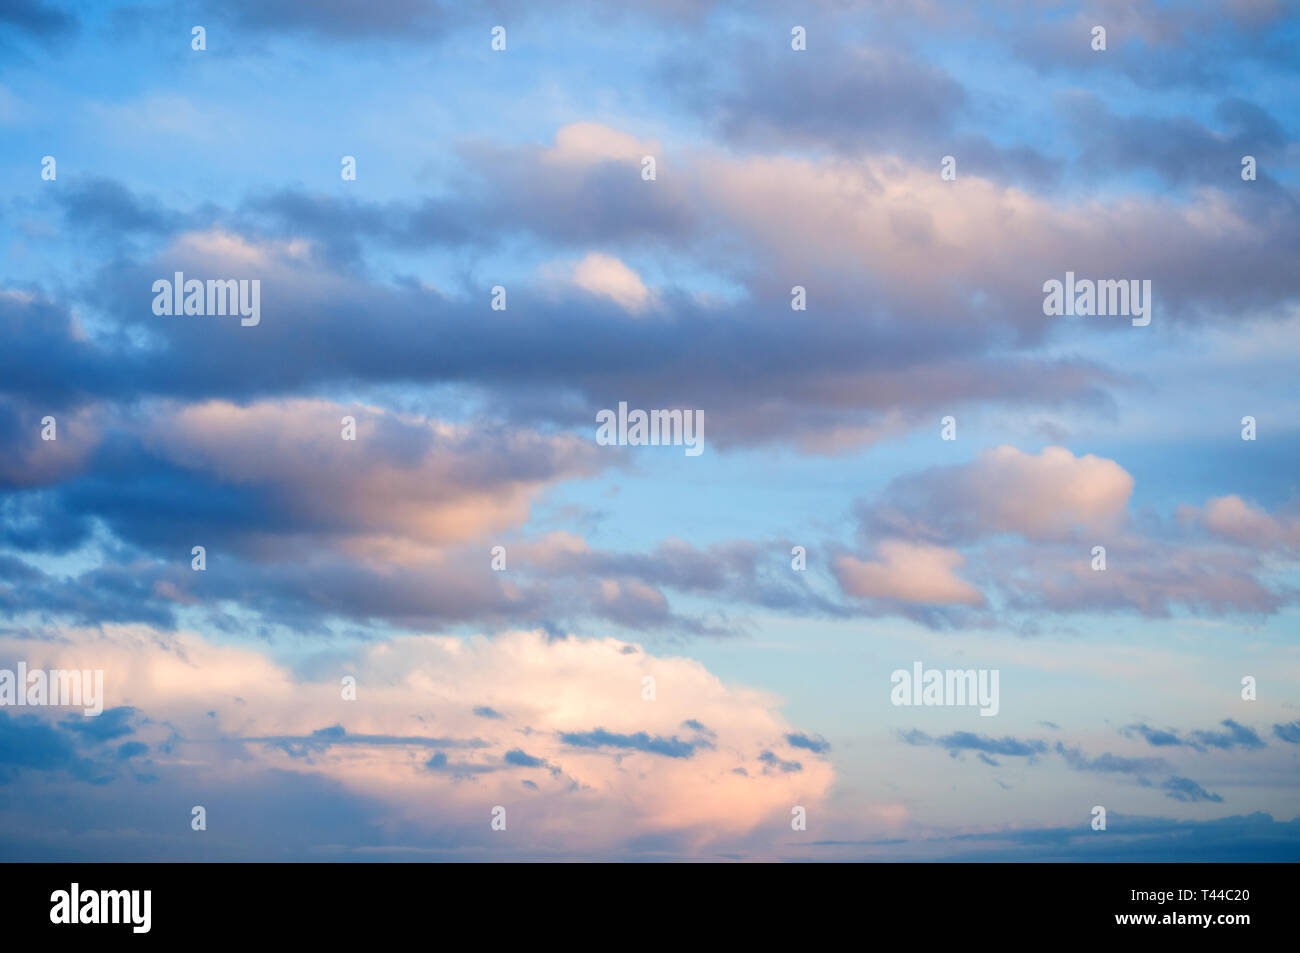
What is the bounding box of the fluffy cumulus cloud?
[566,253,654,313]
[835,445,1296,622]
[0,626,832,854]
[866,446,1134,543]
[834,541,984,607]
[1188,495,1300,551]
[138,398,601,551]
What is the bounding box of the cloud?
[0,624,833,850]
[28,108,1289,461]
[60,706,137,743]
[901,730,1048,758]
[1054,742,1168,774]
[836,446,1295,623]
[1191,495,1300,551]
[807,811,1300,862]
[2,0,1299,865]
[503,749,547,768]
[567,253,654,312]
[865,446,1134,543]
[1189,719,1266,751]
[1006,0,1297,91]
[55,177,183,237]
[834,541,984,607]
[0,711,101,783]
[993,540,1286,618]
[0,508,835,636]
[786,732,830,754]
[1126,719,1268,753]
[1126,724,1185,747]
[15,159,1138,452]
[684,42,967,154]
[0,703,143,786]
[757,750,801,773]
[1060,93,1290,189]
[1273,721,1300,744]
[559,729,698,758]
[1157,776,1225,803]
[138,398,601,550]
[691,148,1300,331]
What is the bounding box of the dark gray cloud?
[659,35,1064,186]
[422,751,497,775]
[672,41,965,150]
[828,811,1300,862]
[0,548,180,628]
[558,728,698,758]
[1155,776,1225,803]
[56,177,188,237]
[61,706,138,743]
[0,519,821,636]
[757,750,801,773]
[1190,719,1267,751]
[248,726,487,761]
[1006,0,1299,91]
[902,730,1048,758]
[1126,723,1185,747]
[116,740,148,760]
[503,748,545,768]
[1274,721,1300,744]
[1127,718,1267,752]
[1061,93,1291,189]
[1054,742,1168,774]
[785,731,830,754]
[0,708,132,785]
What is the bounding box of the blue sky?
[1,0,1298,861]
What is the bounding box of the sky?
[0,0,1298,861]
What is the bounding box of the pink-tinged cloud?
[870,445,1134,543]
[951,445,1133,539]
[0,402,101,490]
[1192,494,1300,550]
[5,625,833,852]
[140,398,602,548]
[835,540,984,606]
[840,446,1293,620]
[995,541,1285,617]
